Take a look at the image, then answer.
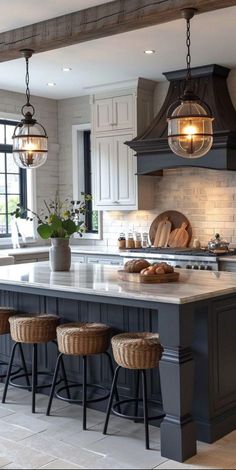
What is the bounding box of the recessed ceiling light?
[62,67,72,72]
[144,50,156,55]
[47,82,56,87]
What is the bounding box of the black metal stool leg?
[2,342,18,404]
[103,365,121,435]
[32,344,38,414]
[82,355,87,431]
[141,369,149,450]
[46,353,63,416]
[104,351,121,413]
[60,355,71,400]
[134,370,140,421]
[18,343,30,388]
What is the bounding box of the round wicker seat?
[57,322,111,356]
[9,314,58,344]
[0,308,16,335]
[112,332,162,370]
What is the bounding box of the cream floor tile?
[39,459,83,469]
[0,421,37,442]
[83,434,165,469]
[1,413,49,434]
[0,436,55,469]
[21,433,106,468]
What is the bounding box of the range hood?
[127,65,236,174]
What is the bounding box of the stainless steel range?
[122,247,236,271]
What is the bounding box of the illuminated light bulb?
[184,124,197,136]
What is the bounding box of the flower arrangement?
[12,192,92,240]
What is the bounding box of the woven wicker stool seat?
[112,332,162,370]
[2,314,60,414]
[57,322,111,356]
[0,308,16,335]
[9,314,59,344]
[46,321,119,432]
[103,331,165,450]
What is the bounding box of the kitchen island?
[0,263,236,462]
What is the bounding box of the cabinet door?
[114,134,136,206]
[94,98,113,132]
[113,95,133,130]
[94,136,115,207]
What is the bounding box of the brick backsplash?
[102,167,236,248]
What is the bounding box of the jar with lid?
[126,231,135,249]
[142,232,149,248]
[118,232,126,250]
[134,232,142,249]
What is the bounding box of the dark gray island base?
[0,263,236,462]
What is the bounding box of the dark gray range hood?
[127,65,236,174]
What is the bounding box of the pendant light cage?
[167,9,214,159]
[13,49,48,169]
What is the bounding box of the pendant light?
[167,9,214,159]
[13,49,48,169]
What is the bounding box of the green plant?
[12,193,92,239]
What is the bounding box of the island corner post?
[0,276,236,462]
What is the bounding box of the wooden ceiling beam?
[0,0,235,62]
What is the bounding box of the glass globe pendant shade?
[12,49,48,169]
[167,99,214,159]
[13,112,48,169]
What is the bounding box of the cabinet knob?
[112,201,119,204]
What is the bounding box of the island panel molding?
[0,0,236,62]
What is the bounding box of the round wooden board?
[149,211,192,247]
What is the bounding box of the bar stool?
[46,322,120,430]
[2,314,62,413]
[0,308,23,379]
[103,332,165,449]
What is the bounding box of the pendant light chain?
[25,56,31,107]
[186,18,192,83]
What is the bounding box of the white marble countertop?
[0,261,236,304]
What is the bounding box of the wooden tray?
[149,211,192,246]
[118,270,180,284]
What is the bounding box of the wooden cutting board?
[153,217,172,248]
[118,270,180,284]
[149,211,192,247]
[168,222,189,248]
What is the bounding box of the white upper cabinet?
[94,134,136,209]
[91,79,157,211]
[94,98,113,132]
[94,95,133,133]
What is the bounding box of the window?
[0,119,27,237]
[83,131,98,233]
[72,124,102,239]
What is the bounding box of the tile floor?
[0,384,235,469]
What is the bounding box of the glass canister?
[126,231,135,249]
[135,232,142,249]
[142,232,149,248]
[118,232,126,250]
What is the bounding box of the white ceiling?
[0,2,235,99]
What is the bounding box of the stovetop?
[128,247,236,257]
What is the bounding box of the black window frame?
[0,119,27,238]
[83,130,98,234]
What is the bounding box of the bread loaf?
[124,259,150,273]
